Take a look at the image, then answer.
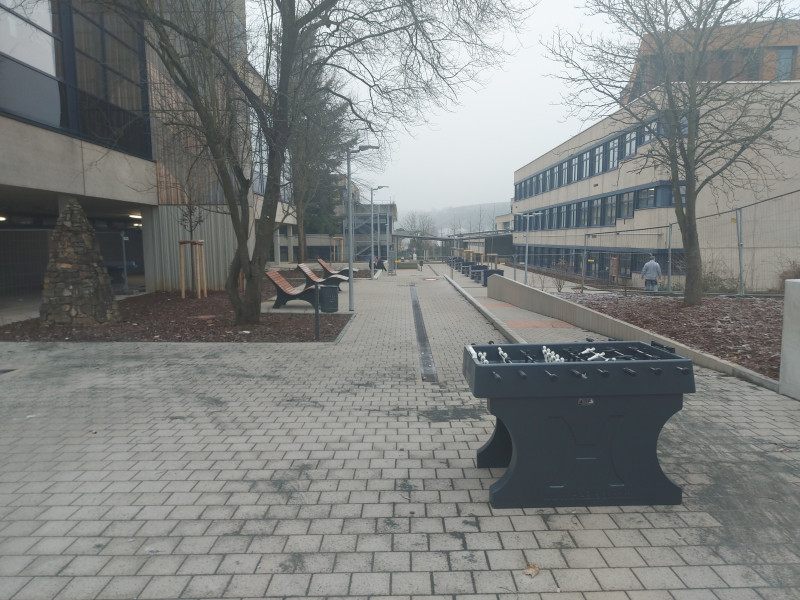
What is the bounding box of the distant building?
[507,21,800,291]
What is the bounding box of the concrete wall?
[780,280,800,400]
[0,117,157,205]
[143,205,238,292]
[487,274,779,391]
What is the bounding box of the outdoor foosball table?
[463,341,695,508]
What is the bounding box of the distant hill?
[425,202,511,235]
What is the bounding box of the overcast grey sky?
[358,0,604,217]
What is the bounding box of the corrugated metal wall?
[144,205,239,292]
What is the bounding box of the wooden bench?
[297,263,348,290]
[264,270,318,309]
[317,258,353,279]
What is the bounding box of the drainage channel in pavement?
[410,284,439,383]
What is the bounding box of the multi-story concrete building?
[0,0,253,297]
[508,21,800,292]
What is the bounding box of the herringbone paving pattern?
[0,267,798,599]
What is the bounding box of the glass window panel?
[618,192,634,218]
[608,139,618,169]
[594,145,604,174]
[72,0,103,22]
[107,70,140,110]
[73,13,103,60]
[604,196,616,224]
[636,187,656,209]
[1,0,57,32]
[0,54,64,125]
[640,123,655,144]
[776,47,794,80]
[0,9,57,75]
[76,52,104,97]
[579,201,589,226]
[591,199,602,225]
[103,10,139,48]
[105,37,138,80]
[625,131,637,157]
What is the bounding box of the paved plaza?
[1,266,799,600]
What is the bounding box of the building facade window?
[570,156,578,182]
[624,131,637,158]
[590,198,603,225]
[618,191,634,218]
[637,187,656,208]
[578,201,589,226]
[603,196,616,225]
[639,123,655,145]
[0,0,150,157]
[581,150,591,177]
[607,138,619,170]
[594,145,604,174]
[775,47,795,80]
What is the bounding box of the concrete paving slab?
[0,265,798,600]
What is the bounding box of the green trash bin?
[319,285,338,313]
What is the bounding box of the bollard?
[779,280,800,400]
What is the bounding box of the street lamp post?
[347,144,378,311]
[370,186,388,280]
[523,211,543,286]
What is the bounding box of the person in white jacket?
[641,255,662,293]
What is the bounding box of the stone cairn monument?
[40,199,119,326]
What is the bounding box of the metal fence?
[501,190,800,294]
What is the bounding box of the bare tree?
[288,68,357,263]
[546,0,800,305]
[117,0,531,322]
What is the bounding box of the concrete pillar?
[780,280,800,401]
[273,226,281,266]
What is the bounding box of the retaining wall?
[486,274,779,392]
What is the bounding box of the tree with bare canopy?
[545,0,800,306]
[110,0,533,323]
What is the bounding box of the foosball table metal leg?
[476,414,512,469]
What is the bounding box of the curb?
[449,273,779,393]
[444,275,526,345]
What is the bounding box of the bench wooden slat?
[298,264,348,290]
[265,270,318,309]
[316,258,352,279]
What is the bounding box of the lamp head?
[358,144,379,151]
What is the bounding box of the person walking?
[641,254,662,294]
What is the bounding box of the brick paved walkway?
[1,267,798,599]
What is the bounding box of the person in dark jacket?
[641,254,662,293]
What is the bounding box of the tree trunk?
[680,218,703,306]
[297,216,307,264]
